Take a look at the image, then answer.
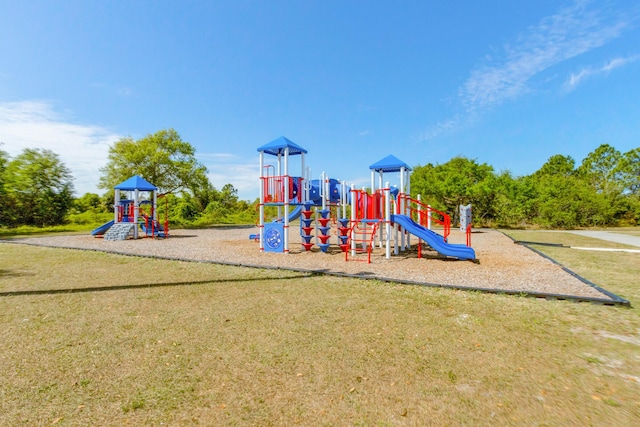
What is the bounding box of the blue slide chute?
[390,214,476,261]
[91,220,114,236]
[273,205,304,223]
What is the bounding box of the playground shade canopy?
[257,136,308,156]
[369,154,413,173]
[114,175,158,191]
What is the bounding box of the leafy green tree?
[4,148,74,226]
[577,144,640,224]
[491,172,537,227]
[219,183,239,210]
[0,147,11,225]
[174,191,199,222]
[411,157,495,224]
[619,147,640,195]
[410,147,640,228]
[527,151,622,228]
[97,128,257,226]
[577,144,624,195]
[533,154,575,178]
[533,174,614,228]
[0,146,7,176]
[191,179,219,213]
[409,163,441,209]
[99,128,209,195]
[193,184,239,225]
[73,193,104,213]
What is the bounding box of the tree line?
[0,129,254,228]
[1,128,638,229]
[0,147,75,227]
[411,144,640,228]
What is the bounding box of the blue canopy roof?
[114,175,157,191]
[257,136,308,156]
[369,155,412,173]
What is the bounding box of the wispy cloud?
[418,115,465,141]
[0,102,261,200]
[563,54,640,91]
[422,0,637,140]
[116,87,133,97]
[460,0,631,111]
[0,100,121,196]
[199,151,259,200]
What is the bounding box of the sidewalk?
[567,230,640,248]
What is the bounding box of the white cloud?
[0,100,121,196]
[199,152,259,201]
[563,54,640,91]
[422,0,637,140]
[461,0,631,110]
[419,115,464,141]
[0,102,261,200]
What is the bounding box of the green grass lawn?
[1,232,639,425]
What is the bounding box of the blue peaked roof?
[114,175,157,191]
[257,136,308,156]
[369,155,412,172]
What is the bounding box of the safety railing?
[261,175,304,204]
[117,202,135,223]
[397,194,451,241]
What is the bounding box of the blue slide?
[91,220,114,236]
[273,205,303,223]
[287,205,303,222]
[390,214,476,261]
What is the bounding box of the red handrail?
[465,223,472,247]
[397,194,451,241]
[261,175,304,204]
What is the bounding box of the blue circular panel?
[265,228,282,250]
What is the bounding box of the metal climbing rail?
[345,220,379,263]
[397,194,452,241]
[261,175,304,204]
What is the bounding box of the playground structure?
[256,137,476,261]
[91,175,169,240]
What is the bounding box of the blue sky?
[1,0,639,200]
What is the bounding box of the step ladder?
[345,221,379,263]
[104,223,136,241]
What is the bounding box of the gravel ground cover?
[7,226,614,301]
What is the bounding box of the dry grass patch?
[502,230,639,301]
[1,242,639,425]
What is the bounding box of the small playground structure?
[91,175,169,240]
[256,137,476,262]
